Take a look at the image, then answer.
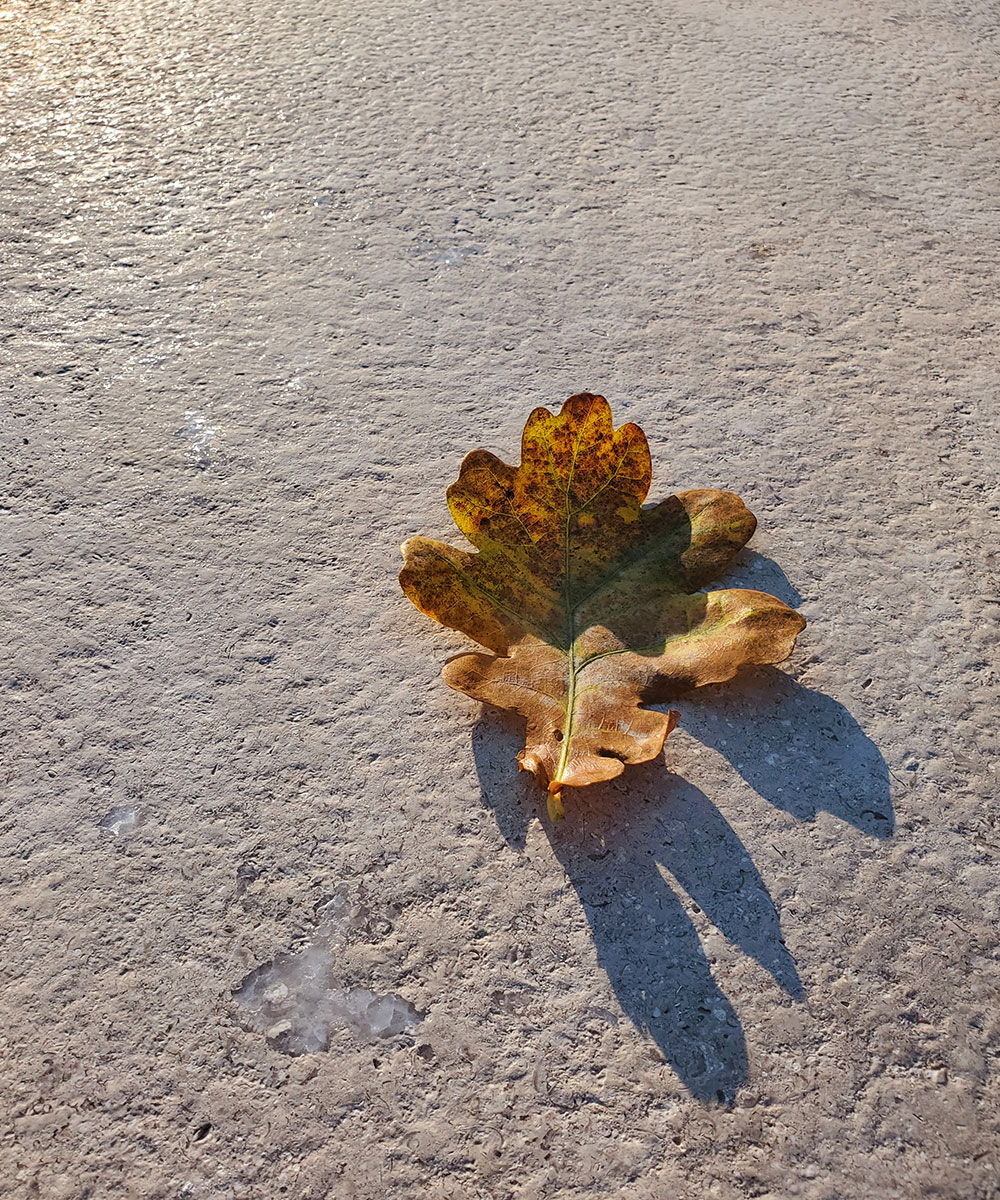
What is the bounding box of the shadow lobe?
[678,667,894,838]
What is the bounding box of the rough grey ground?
[2,0,999,1196]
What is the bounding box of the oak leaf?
[400,393,805,820]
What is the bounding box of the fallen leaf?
[400,393,805,819]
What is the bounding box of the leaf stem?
[552,623,576,791]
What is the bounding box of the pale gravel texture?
[2,1,999,1197]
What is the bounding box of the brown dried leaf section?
[400,393,805,816]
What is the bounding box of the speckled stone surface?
[2,1,998,1197]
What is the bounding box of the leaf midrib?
[553,407,589,786]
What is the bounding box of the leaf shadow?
[675,667,894,838]
[472,666,893,1102]
[475,709,794,1104]
[716,548,803,608]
